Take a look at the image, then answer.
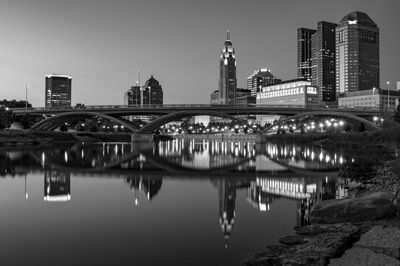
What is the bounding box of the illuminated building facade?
[311,21,337,103]
[338,89,400,110]
[45,74,72,107]
[218,31,237,105]
[247,68,281,96]
[256,79,320,107]
[336,11,379,94]
[142,75,163,105]
[297,28,316,80]
[124,85,141,105]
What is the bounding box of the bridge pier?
[131,133,154,142]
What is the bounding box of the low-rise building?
[338,89,400,110]
[256,79,320,107]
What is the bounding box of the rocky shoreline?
[244,162,400,266]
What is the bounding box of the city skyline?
[1,0,399,107]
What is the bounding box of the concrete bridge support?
[131,133,154,142]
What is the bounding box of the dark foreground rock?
[310,192,396,224]
[243,223,360,266]
[328,247,400,266]
[328,225,400,266]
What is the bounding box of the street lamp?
[372,87,376,109]
[387,81,390,110]
[25,84,29,110]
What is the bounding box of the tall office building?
[247,68,281,96]
[218,31,237,105]
[311,21,337,102]
[124,84,141,105]
[142,75,163,105]
[297,28,316,80]
[336,11,379,94]
[45,74,72,107]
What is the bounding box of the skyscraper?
[247,68,281,96]
[124,84,141,106]
[297,28,316,80]
[311,21,337,102]
[142,75,163,105]
[45,74,72,107]
[336,11,379,94]
[218,31,237,105]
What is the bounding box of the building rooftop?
[339,11,377,27]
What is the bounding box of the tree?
[0,107,13,129]
[358,122,366,132]
[393,104,400,124]
[18,114,36,129]
[59,124,68,132]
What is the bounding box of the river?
[0,138,391,266]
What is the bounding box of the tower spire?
[226,30,230,41]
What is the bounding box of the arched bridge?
[15,104,381,133]
[262,111,380,132]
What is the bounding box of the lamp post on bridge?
[387,81,390,110]
[25,84,29,110]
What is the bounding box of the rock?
[354,225,400,258]
[244,223,361,266]
[279,235,307,245]
[295,223,360,236]
[328,247,400,266]
[310,192,396,224]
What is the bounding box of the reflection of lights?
[41,152,46,166]
[64,151,68,163]
[325,154,331,163]
[259,203,267,211]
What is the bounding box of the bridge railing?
[11,104,381,113]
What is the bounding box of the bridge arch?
[136,110,251,134]
[261,111,379,133]
[30,111,141,132]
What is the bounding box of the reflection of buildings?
[125,176,162,205]
[247,176,343,226]
[217,178,236,248]
[44,171,71,202]
[157,139,256,171]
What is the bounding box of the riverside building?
[247,68,281,96]
[297,28,316,80]
[311,21,337,103]
[217,31,237,105]
[338,89,400,110]
[336,11,379,94]
[45,74,72,108]
[256,79,320,107]
[124,75,163,106]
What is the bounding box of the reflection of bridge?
[10,140,345,175]
[12,104,380,133]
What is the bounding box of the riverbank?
[0,130,132,145]
[244,159,400,266]
[266,125,400,146]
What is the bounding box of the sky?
[1,0,399,107]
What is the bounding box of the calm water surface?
[0,138,385,266]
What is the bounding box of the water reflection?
[0,139,394,249]
[44,170,71,202]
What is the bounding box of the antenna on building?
[226,30,230,41]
